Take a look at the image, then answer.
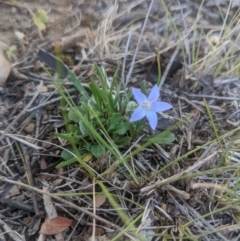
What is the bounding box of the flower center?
[141,100,152,111]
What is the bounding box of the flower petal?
[152,102,172,112]
[132,88,146,105]
[130,106,146,122]
[147,85,160,102]
[146,111,158,130]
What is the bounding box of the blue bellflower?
[130,85,172,130]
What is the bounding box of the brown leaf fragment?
[87,226,105,236]
[40,85,48,93]
[94,194,106,208]
[25,135,34,143]
[39,158,48,170]
[161,202,167,212]
[81,177,93,191]
[24,123,35,133]
[53,168,64,186]
[15,31,29,45]
[40,217,73,235]
[41,140,52,149]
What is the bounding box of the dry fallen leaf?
[15,31,29,45]
[53,167,64,186]
[39,158,48,170]
[0,41,11,87]
[40,217,73,235]
[94,194,106,208]
[41,139,52,149]
[87,226,105,236]
[40,85,48,93]
[24,123,35,133]
[52,178,64,186]
[25,135,34,143]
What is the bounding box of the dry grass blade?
[0,219,25,241]
[0,176,137,240]
[141,151,218,193]
[126,0,155,84]
[0,131,42,150]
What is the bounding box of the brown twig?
[20,145,40,215]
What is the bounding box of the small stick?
[20,144,40,216]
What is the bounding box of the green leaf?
[57,151,92,168]
[89,82,102,110]
[147,131,175,144]
[6,45,17,61]
[68,70,89,98]
[88,105,100,120]
[109,62,120,93]
[115,122,129,135]
[79,120,88,135]
[115,136,132,146]
[90,144,105,157]
[107,113,122,132]
[68,107,80,122]
[120,91,132,112]
[56,158,77,168]
[33,9,49,31]
[68,124,80,135]
[93,65,115,113]
[81,102,90,114]
[140,80,147,95]
[112,85,121,106]
[61,149,75,160]
[94,64,107,92]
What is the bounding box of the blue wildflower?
[130,85,172,130]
